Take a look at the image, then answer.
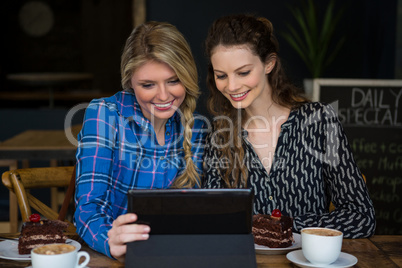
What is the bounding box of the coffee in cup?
[33,244,75,255]
[301,227,343,265]
[31,243,90,268]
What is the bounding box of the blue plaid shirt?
[74,90,207,257]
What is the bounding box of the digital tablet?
[127,188,253,235]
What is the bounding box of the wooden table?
[0,125,81,232]
[0,127,80,161]
[0,235,401,267]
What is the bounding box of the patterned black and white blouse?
[202,102,376,238]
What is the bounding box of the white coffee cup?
[31,243,90,268]
[301,227,343,266]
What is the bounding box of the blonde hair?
[121,21,201,188]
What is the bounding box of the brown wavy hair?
[204,14,309,187]
[121,21,201,188]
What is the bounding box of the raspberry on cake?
[18,214,69,254]
[252,209,294,248]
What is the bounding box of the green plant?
[281,0,346,78]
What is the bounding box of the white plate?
[286,249,358,268]
[255,233,301,255]
[0,239,81,261]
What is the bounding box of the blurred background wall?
[0,0,400,114]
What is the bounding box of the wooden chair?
[1,166,76,233]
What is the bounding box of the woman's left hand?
[107,213,151,262]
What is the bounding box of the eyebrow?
[213,64,253,73]
[137,75,178,83]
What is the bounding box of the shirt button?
[166,132,170,136]
[269,196,273,201]
[160,156,164,160]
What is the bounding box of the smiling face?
[131,60,186,125]
[210,45,275,109]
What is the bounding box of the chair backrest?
[1,166,76,233]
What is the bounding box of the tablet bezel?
[127,188,253,235]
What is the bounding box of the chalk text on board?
[338,87,402,127]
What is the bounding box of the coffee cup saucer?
[286,249,357,268]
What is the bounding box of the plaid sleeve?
[74,99,118,257]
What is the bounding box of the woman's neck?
[152,118,168,146]
[243,87,275,127]
[244,99,289,130]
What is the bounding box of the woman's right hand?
[107,213,151,262]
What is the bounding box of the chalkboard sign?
[313,79,402,235]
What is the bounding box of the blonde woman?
[74,21,206,261]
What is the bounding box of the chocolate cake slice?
[252,209,294,248]
[18,215,68,254]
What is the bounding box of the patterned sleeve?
[202,131,224,188]
[293,104,376,238]
[190,117,208,178]
[74,99,118,257]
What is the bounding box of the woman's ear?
[265,56,277,74]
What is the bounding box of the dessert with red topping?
[271,208,282,219]
[252,209,294,248]
[18,214,68,254]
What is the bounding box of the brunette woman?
[203,14,375,238]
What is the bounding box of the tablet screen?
[127,188,253,235]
